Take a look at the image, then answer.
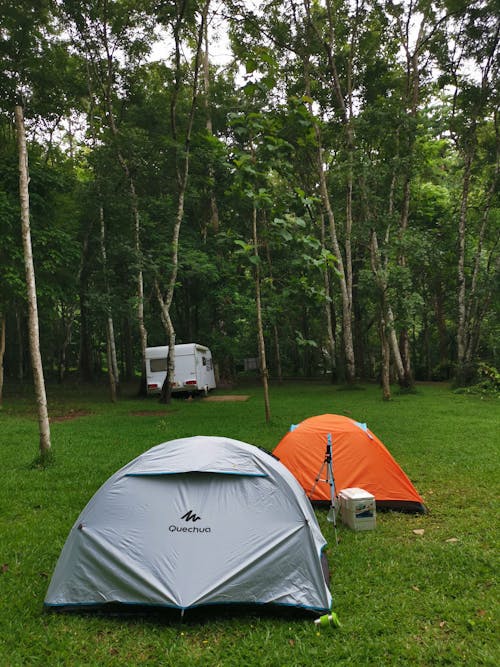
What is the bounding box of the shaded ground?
[203,395,250,402]
[50,410,92,423]
[129,395,250,414]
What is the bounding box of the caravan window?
[150,357,168,372]
[202,356,207,366]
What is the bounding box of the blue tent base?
[43,600,329,622]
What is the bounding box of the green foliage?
[1,0,498,393]
[454,363,500,397]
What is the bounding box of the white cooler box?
[339,487,376,531]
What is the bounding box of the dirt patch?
[130,410,177,417]
[203,395,250,402]
[50,409,92,423]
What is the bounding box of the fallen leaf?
[445,537,459,543]
[413,529,425,536]
[1,564,8,574]
[412,585,420,592]
[477,609,486,617]
[439,621,446,628]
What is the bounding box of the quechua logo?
[170,509,211,534]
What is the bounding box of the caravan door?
[145,346,169,395]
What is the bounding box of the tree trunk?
[370,230,407,390]
[122,316,134,382]
[203,10,219,237]
[456,151,473,383]
[386,307,406,384]
[379,315,391,401]
[263,224,282,384]
[253,203,271,422]
[434,285,449,374]
[304,0,356,383]
[0,313,5,405]
[315,136,355,382]
[320,213,336,380]
[15,104,51,460]
[392,14,427,390]
[89,33,149,396]
[99,202,119,400]
[156,2,208,402]
[58,303,75,383]
[158,301,175,404]
[15,307,24,382]
[464,147,498,366]
[272,324,283,385]
[106,319,117,403]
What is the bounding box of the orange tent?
[273,414,426,513]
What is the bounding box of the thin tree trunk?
[320,213,336,380]
[78,218,94,382]
[58,303,75,383]
[370,229,406,388]
[434,285,449,373]
[99,202,119,401]
[106,317,118,402]
[422,302,431,380]
[253,203,271,422]
[456,151,473,381]
[304,0,356,383]
[109,127,147,394]
[263,227,282,385]
[15,104,51,460]
[379,315,391,401]
[464,148,498,365]
[0,313,5,405]
[203,10,219,236]
[88,36,148,395]
[393,14,427,390]
[156,1,208,403]
[122,316,134,381]
[272,324,283,385]
[386,306,406,383]
[15,307,24,381]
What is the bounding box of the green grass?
[0,380,498,666]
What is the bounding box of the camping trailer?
[145,343,216,396]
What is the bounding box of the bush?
[453,362,500,397]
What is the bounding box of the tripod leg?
[309,459,328,499]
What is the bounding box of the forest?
[1,0,499,408]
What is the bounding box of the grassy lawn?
[0,380,498,666]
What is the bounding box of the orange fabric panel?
[273,414,424,506]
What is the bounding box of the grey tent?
[44,436,332,616]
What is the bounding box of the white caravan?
[145,343,216,396]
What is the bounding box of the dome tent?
[273,415,426,513]
[45,436,332,616]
